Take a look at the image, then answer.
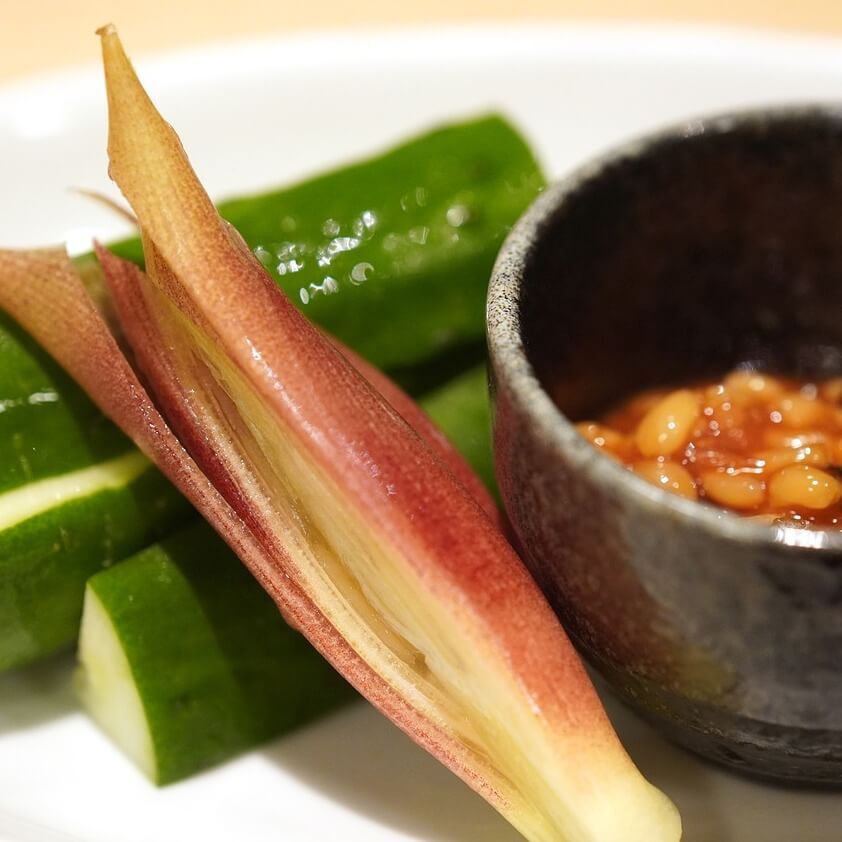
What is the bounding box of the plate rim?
[4,21,842,107]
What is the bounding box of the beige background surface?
[2,0,842,83]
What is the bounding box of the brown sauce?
[577,371,842,528]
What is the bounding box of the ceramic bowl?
[487,107,842,785]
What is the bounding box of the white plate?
[1,23,841,842]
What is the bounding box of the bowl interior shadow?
[520,112,842,419]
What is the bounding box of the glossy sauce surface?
[577,371,842,528]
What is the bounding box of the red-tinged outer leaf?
[93,24,681,841]
[92,240,509,806]
[326,340,500,525]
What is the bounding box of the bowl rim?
[487,102,842,553]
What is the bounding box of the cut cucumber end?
[76,586,157,781]
[76,522,356,785]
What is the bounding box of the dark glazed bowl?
[487,107,842,785]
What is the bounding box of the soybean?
[579,369,842,528]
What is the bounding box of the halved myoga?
[0,26,681,842]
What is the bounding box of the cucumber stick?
[4,116,538,672]
[0,314,190,671]
[108,114,544,379]
[78,521,354,784]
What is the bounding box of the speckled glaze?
[487,107,842,785]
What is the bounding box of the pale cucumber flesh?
[77,586,156,778]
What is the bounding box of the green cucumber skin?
[0,466,190,671]
[109,115,545,375]
[0,313,131,494]
[419,364,496,496]
[86,521,354,785]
